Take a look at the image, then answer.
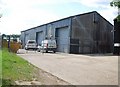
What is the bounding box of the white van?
[25,40,37,50]
[37,39,57,53]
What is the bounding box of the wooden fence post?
[8,35,10,52]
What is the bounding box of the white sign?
[114,43,120,47]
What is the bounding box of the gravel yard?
[17,50,118,85]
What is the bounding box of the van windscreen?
[28,41,35,43]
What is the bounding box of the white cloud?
[2,0,70,8]
[0,9,59,34]
[0,0,62,34]
[72,0,112,8]
[72,0,118,24]
[0,0,118,34]
[98,7,118,24]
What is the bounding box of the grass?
[1,48,38,86]
[0,49,2,86]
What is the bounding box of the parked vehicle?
[37,39,57,53]
[114,43,120,55]
[25,40,37,50]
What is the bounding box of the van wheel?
[25,48,28,50]
[37,49,40,52]
[53,51,56,53]
[46,51,48,53]
[41,50,44,53]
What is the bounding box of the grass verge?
[2,48,38,86]
[0,49,2,86]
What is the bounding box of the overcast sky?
[0,0,118,34]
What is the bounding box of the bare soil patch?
[15,68,71,85]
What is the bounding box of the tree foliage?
[110,0,120,21]
[110,0,120,8]
[116,15,120,22]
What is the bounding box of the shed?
[20,11,113,54]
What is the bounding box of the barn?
[20,11,113,54]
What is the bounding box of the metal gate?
[56,26,69,53]
[36,31,44,45]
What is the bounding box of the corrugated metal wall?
[20,32,25,48]
[21,28,36,47]
[56,26,69,53]
[21,18,71,53]
[71,12,94,54]
[97,13,113,53]
[52,18,71,53]
[35,25,46,45]
[70,11,113,54]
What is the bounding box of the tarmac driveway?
[17,51,118,85]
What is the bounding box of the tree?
[110,0,120,21]
[0,14,2,18]
[110,0,120,8]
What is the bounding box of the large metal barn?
[20,11,113,54]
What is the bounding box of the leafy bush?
[2,40,22,53]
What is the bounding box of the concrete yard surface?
[18,51,118,85]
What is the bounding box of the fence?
[2,40,22,53]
